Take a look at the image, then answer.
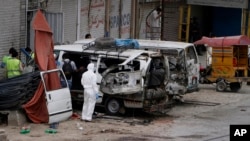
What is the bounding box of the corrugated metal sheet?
[62,0,78,44]
[0,0,23,79]
[162,2,181,41]
[45,12,63,44]
[47,0,62,13]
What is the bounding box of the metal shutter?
[45,12,63,44]
[62,0,78,44]
[162,2,181,41]
[110,0,132,38]
[80,0,105,39]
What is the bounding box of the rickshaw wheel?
[216,81,227,92]
[230,82,241,92]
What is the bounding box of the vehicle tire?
[216,80,227,92]
[230,82,241,92]
[105,98,123,115]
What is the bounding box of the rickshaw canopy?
[193,35,250,47]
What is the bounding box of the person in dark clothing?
[25,47,35,65]
[61,53,77,89]
[148,59,165,88]
[189,17,202,55]
[85,33,92,39]
[189,17,200,42]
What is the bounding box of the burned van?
[137,40,200,96]
[54,39,174,115]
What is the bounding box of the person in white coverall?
[81,63,98,122]
[147,6,162,40]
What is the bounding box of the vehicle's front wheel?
[105,98,123,115]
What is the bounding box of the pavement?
[165,87,250,141]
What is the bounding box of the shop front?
[162,0,249,42]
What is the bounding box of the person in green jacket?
[6,51,24,78]
[1,47,17,68]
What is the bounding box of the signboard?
[187,0,248,9]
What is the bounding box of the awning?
[193,35,250,47]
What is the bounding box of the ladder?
[178,5,191,42]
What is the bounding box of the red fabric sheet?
[193,35,250,47]
[22,9,60,123]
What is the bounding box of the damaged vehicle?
[137,40,200,98]
[54,38,172,115]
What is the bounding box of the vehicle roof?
[54,44,85,52]
[54,44,159,57]
[73,38,96,44]
[137,39,194,49]
[73,38,194,49]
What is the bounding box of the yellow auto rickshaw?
[195,35,250,92]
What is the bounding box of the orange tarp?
[22,9,60,123]
[193,35,250,47]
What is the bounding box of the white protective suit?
[81,63,98,121]
[148,10,160,28]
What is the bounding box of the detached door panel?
[40,69,72,124]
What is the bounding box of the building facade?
[161,0,249,41]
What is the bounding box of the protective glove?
[96,93,99,100]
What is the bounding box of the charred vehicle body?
[54,38,172,115]
[137,40,200,98]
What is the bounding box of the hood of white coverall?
[87,63,95,72]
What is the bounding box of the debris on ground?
[124,118,152,126]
